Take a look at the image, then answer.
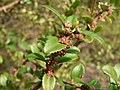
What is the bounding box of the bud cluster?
[62,22,72,35]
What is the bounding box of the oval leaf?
[80,30,105,44]
[55,53,79,63]
[44,36,66,54]
[31,44,39,53]
[67,46,80,54]
[102,65,118,83]
[94,25,103,33]
[114,63,120,81]
[71,64,85,81]
[42,74,56,90]
[0,74,7,87]
[65,15,78,24]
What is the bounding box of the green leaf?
[19,41,29,50]
[71,64,85,81]
[44,36,66,54]
[88,80,97,86]
[55,53,79,63]
[115,0,120,6]
[38,37,47,44]
[64,84,75,90]
[67,46,80,54]
[72,0,80,8]
[82,16,93,25]
[34,70,43,79]
[110,0,117,4]
[42,5,64,24]
[82,36,94,43]
[42,74,56,90]
[102,65,118,83]
[100,5,108,11]
[7,44,16,51]
[94,25,103,33]
[80,30,105,44]
[31,44,39,53]
[0,74,7,87]
[65,15,78,24]
[0,55,3,64]
[65,9,75,16]
[57,78,65,86]
[114,63,120,81]
[27,53,45,61]
[108,84,118,90]
[105,17,112,24]
[72,77,89,86]
[35,60,46,69]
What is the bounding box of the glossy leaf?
[27,53,45,61]
[42,74,56,90]
[31,44,39,53]
[0,74,7,87]
[71,64,85,81]
[102,65,118,83]
[114,63,120,81]
[65,15,78,24]
[67,46,80,54]
[0,55,3,64]
[42,5,64,24]
[94,25,103,33]
[44,36,66,54]
[55,53,79,63]
[35,60,46,69]
[80,30,105,44]
[82,16,93,25]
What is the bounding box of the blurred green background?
[0,0,120,89]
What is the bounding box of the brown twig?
[0,0,20,12]
[91,0,97,17]
[91,6,113,30]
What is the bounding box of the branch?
[91,0,97,16]
[32,81,42,90]
[0,0,20,12]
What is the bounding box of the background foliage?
[0,0,120,90]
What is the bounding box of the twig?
[32,81,42,90]
[0,0,20,12]
[91,0,97,16]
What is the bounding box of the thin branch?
[32,81,42,90]
[0,0,20,12]
[91,0,97,16]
